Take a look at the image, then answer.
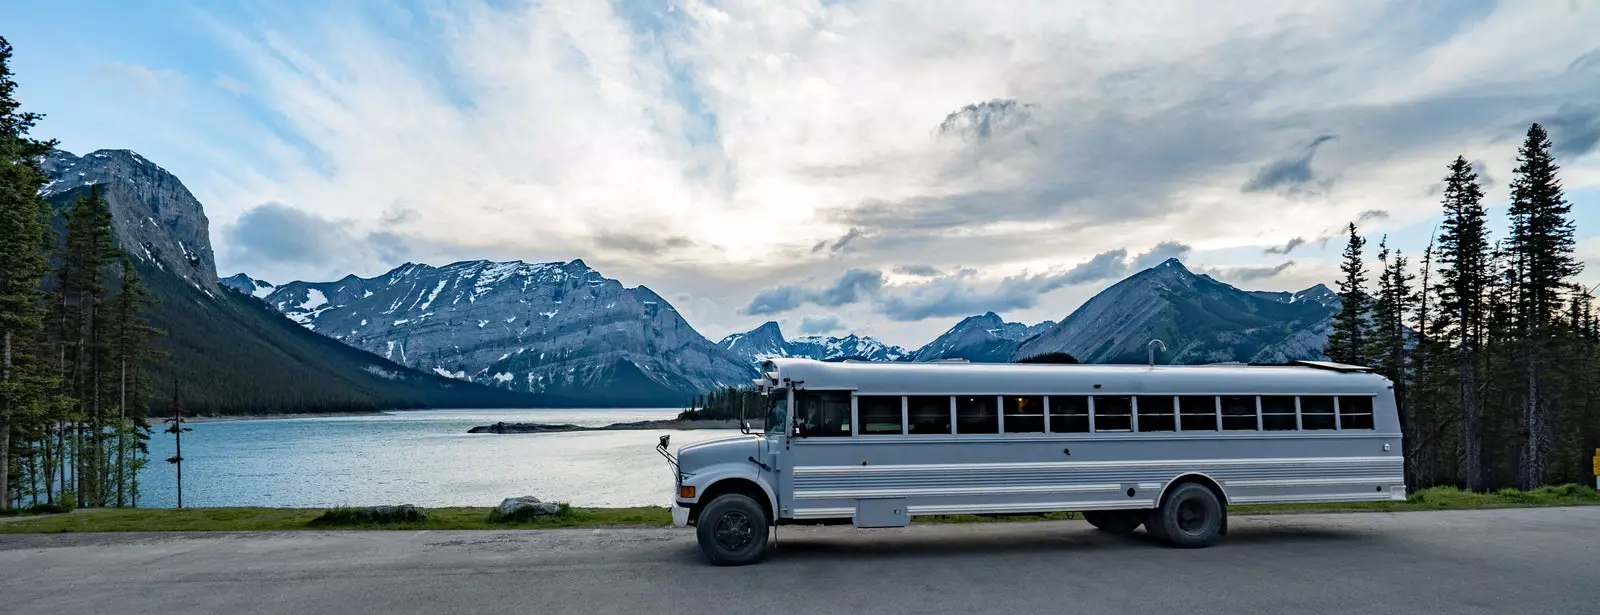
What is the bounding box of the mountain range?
[715,322,908,364]
[46,146,1343,412]
[41,149,572,414]
[225,260,754,405]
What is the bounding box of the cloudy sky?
[6,0,1600,348]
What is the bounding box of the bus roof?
[760,358,1391,397]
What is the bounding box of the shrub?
[308,505,428,526]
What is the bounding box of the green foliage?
[309,505,430,526]
[1326,222,1371,366]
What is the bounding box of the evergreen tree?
[1326,222,1371,366]
[1434,155,1491,490]
[1505,123,1581,489]
[109,257,161,506]
[1369,237,1414,388]
[0,35,57,510]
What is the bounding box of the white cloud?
[59,0,1600,347]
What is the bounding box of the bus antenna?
[1147,339,1167,368]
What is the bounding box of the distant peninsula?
[467,418,758,434]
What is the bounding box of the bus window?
[1002,396,1045,433]
[956,396,999,434]
[1048,396,1089,433]
[1338,396,1375,430]
[1261,396,1297,431]
[1135,396,1176,432]
[1220,396,1257,430]
[1299,396,1336,430]
[794,390,852,437]
[1179,396,1218,431]
[1093,396,1132,432]
[907,396,953,435]
[858,395,904,435]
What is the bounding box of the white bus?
[660,357,1404,565]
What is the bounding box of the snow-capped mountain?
[1015,259,1338,364]
[907,312,1055,363]
[787,334,907,362]
[717,322,907,364]
[39,148,556,413]
[220,273,276,298]
[248,260,756,403]
[39,149,216,288]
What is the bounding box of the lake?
[138,409,739,509]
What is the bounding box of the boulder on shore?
[491,496,562,522]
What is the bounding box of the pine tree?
[1326,222,1371,366]
[109,257,161,506]
[0,35,58,510]
[1505,123,1581,489]
[1434,155,1491,490]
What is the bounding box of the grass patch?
[1,485,1595,534]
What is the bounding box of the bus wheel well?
[1160,474,1229,535]
[691,479,773,527]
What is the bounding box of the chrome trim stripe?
[793,483,1124,500]
[1229,492,1403,504]
[794,456,1401,476]
[907,500,1156,515]
[1223,476,1405,488]
[791,507,854,519]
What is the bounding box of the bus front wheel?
[695,494,771,566]
[1146,483,1223,548]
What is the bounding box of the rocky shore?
[467,418,756,434]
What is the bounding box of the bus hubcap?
[714,511,754,551]
[1176,500,1206,533]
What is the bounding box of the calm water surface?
[139,409,738,508]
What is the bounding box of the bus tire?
[1082,510,1142,534]
[695,494,770,566]
[1148,483,1222,548]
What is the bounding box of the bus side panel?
[786,432,1404,521]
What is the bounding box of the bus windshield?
[764,392,788,435]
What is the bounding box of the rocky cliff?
[253,260,756,403]
[1014,259,1336,364]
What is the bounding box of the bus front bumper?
[672,503,690,527]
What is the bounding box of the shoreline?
[468,418,754,433]
[167,411,391,424]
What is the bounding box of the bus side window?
[794,390,852,437]
[956,396,999,434]
[1002,396,1045,433]
[1220,396,1257,431]
[1048,396,1090,433]
[857,395,904,435]
[1261,396,1297,431]
[907,396,953,435]
[1178,396,1218,431]
[1135,396,1176,432]
[1300,396,1336,430]
[1093,396,1132,432]
[1337,396,1375,430]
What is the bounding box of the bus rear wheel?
[1146,483,1223,548]
[1082,510,1143,534]
[695,494,770,566]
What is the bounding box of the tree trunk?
[2,330,12,511]
[1457,347,1482,491]
[1520,347,1547,490]
[117,359,126,507]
